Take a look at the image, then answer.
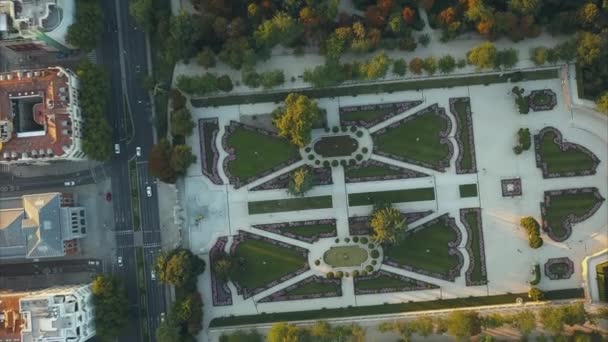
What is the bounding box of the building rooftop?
[0,292,23,341]
[0,67,75,162]
[0,193,64,259]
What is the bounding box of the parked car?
[136,146,141,157]
[117,256,123,267]
[160,312,165,322]
[64,181,75,186]
[146,186,152,197]
[114,143,120,154]
[151,270,156,280]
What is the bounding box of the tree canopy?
[156,248,206,290]
[66,0,103,51]
[370,203,407,244]
[91,274,129,341]
[272,93,322,147]
[467,42,497,70]
[171,108,195,137]
[596,92,608,115]
[267,322,301,342]
[446,310,482,341]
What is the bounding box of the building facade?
[0,284,96,342]
[0,66,84,163]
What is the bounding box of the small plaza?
[179,68,607,327]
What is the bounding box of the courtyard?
[179,67,607,329]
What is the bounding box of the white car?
[146,186,152,197]
[151,270,156,280]
[136,146,141,157]
[117,256,123,267]
[160,312,165,322]
[64,181,75,186]
[114,143,121,154]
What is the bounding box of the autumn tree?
[359,52,391,80]
[447,311,482,341]
[531,47,548,66]
[576,32,603,66]
[412,316,435,337]
[409,57,424,75]
[149,139,177,183]
[596,92,608,115]
[219,37,256,70]
[365,5,386,28]
[173,291,204,335]
[254,11,303,49]
[402,7,416,25]
[511,310,536,337]
[423,56,437,75]
[213,254,232,280]
[539,306,566,336]
[267,322,301,342]
[171,108,195,137]
[437,7,457,28]
[378,321,417,341]
[91,275,129,341]
[467,41,497,70]
[272,93,322,147]
[370,203,407,244]
[288,168,314,196]
[465,0,494,22]
[578,2,599,27]
[438,55,456,74]
[528,287,544,301]
[156,248,206,290]
[196,47,216,68]
[508,0,539,15]
[170,145,196,175]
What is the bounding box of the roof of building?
[0,67,75,162]
[0,292,23,341]
[0,193,64,259]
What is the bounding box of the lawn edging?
[209,288,584,328]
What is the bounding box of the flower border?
[449,97,478,174]
[258,276,342,303]
[251,219,337,243]
[372,104,454,172]
[528,89,557,111]
[534,127,600,178]
[345,159,429,183]
[209,237,232,306]
[501,178,522,197]
[348,211,434,235]
[460,208,488,287]
[544,257,574,280]
[339,100,423,128]
[540,187,605,242]
[198,118,223,185]
[250,166,332,191]
[354,270,439,295]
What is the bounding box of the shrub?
[371,260,377,265]
[438,55,456,74]
[520,217,543,249]
[353,237,359,242]
[361,270,368,276]
[335,238,340,243]
[457,59,467,68]
[314,260,320,266]
[332,126,339,133]
[341,126,348,132]
[360,237,369,244]
[340,160,347,166]
[368,243,375,249]
[345,237,350,243]
[331,160,339,167]
[336,271,344,278]
[326,272,334,279]
[349,159,356,166]
[393,58,407,76]
[356,154,363,161]
[515,128,531,152]
[323,161,330,167]
[345,272,349,277]
[365,265,373,272]
[370,250,380,259]
[350,126,357,132]
[260,70,285,89]
[530,264,541,285]
[352,270,359,277]
[356,131,363,137]
[531,47,548,66]
[241,68,261,88]
[513,146,523,155]
[305,147,312,153]
[315,160,321,165]
[308,154,315,160]
[362,147,369,153]
[528,287,545,301]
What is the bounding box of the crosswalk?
[0,163,10,174]
[87,51,98,64]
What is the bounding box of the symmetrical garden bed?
[223,121,300,188]
[460,208,488,286]
[210,237,232,306]
[534,127,599,178]
[528,89,557,111]
[348,187,435,207]
[450,98,477,174]
[345,159,429,183]
[540,187,604,242]
[339,100,422,128]
[252,219,337,243]
[199,118,222,184]
[544,257,574,280]
[372,104,454,172]
[501,178,522,197]
[230,231,309,299]
[248,195,333,214]
[313,135,359,157]
[250,166,332,191]
[348,211,433,235]
[384,214,464,281]
[259,276,342,303]
[354,270,439,295]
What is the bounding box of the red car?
[105,192,112,202]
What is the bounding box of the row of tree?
[91,274,129,341]
[154,248,206,342]
[65,0,103,51]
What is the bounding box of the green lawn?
[230,239,307,290]
[210,288,584,327]
[453,100,475,171]
[345,164,403,178]
[355,274,419,290]
[248,195,333,214]
[539,131,597,174]
[313,135,359,157]
[459,184,478,198]
[323,246,368,267]
[283,224,336,238]
[385,220,460,275]
[286,281,340,296]
[340,107,396,124]
[543,192,603,240]
[226,127,299,181]
[193,69,558,107]
[374,109,451,165]
[348,188,435,207]
[463,211,486,284]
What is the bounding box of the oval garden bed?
[323,246,368,268]
[314,135,359,158]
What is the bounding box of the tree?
[196,48,216,68]
[578,3,599,27]
[528,287,544,301]
[402,7,416,25]
[288,168,314,196]
[303,61,348,87]
[438,7,457,27]
[393,58,407,76]
[555,39,577,62]
[370,203,407,244]
[174,291,203,335]
[596,92,608,115]
[176,74,219,95]
[217,75,234,92]
[220,330,263,342]
[438,55,456,74]
[171,108,195,137]
[66,0,103,51]
[310,320,334,340]
[467,42,497,70]
[508,0,539,15]
[447,311,482,341]
[465,0,494,22]
[242,68,261,88]
[213,256,232,280]
[531,47,548,66]
[539,306,566,336]
[156,248,206,290]
[267,322,301,342]
[423,56,437,75]
[219,37,256,70]
[409,57,424,75]
[91,275,129,341]
[496,48,518,69]
[129,0,154,31]
[272,93,322,147]
[520,216,543,248]
[260,70,285,89]
[412,316,435,337]
[165,11,205,62]
[378,321,417,341]
[149,139,177,183]
[563,302,587,326]
[359,52,391,80]
[576,32,603,66]
[254,11,303,49]
[170,145,196,175]
[156,317,182,342]
[511,310,536,337]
